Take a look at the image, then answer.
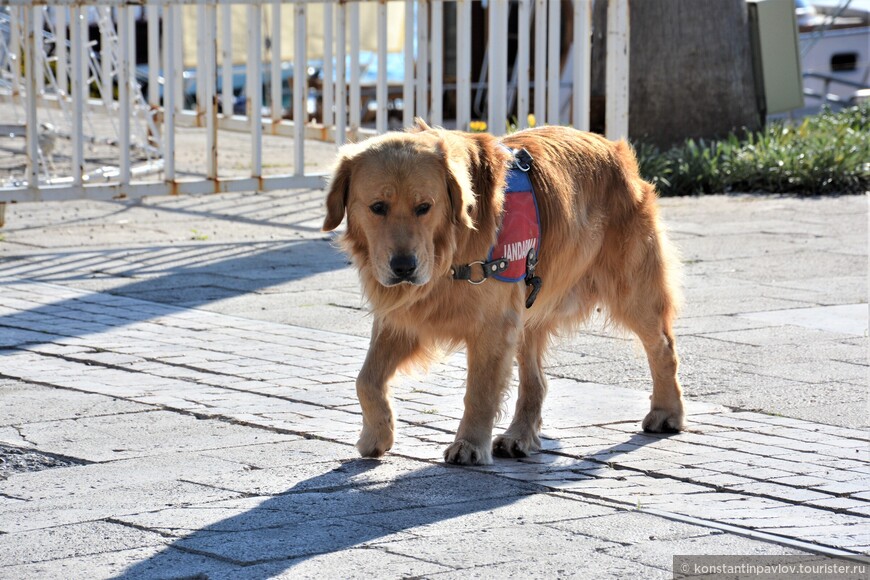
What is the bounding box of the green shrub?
[635,104,870,195]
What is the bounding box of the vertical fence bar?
[11,7,21,102]
[517,0,530,129]
[71,6,84,185]
[24,7,39,186]
[221,4,233,116]
[572,0,591,130]
[55,8,68,97]
[546,0,560,125]
[376,0,388,133]
[147,4,160,107]
[34,7,44,96]
[456,0,471,130]
[100,7,113,108]
[534,0,546,123]
[271,1,282,125]
[128,5,136,104]
[119,6,131,184]
[322,1,334,128]
[488,0,507,134]
[416,0,428,121]
[402,0,414,126]
[605,0,629,140]
[173,6,183,113]
[205,4,217,179]
[163,4,176,181]
[294,2,306,175]
[430,0,443,125]
[349,3,360,137]
[196,4,206,120]
[336,2,347,145]
[249,4,263,178]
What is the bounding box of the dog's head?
[322,123,506,292]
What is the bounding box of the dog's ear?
[322,149,356,232]
[437,138,476,229]
[408,117,431,133]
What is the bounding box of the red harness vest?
[488,164,541,282]
[449,147,543,308]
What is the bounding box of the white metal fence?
[0,0,629,204]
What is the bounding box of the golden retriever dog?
[322,121,684,465]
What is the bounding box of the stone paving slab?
[0,275,868,579]
[0,192,868,578]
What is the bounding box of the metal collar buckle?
[450,258,510,284]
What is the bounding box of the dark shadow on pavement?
[111,459,538,578]
[0,238,349,354]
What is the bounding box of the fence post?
[336,2,347,146]
[430,0,443,126]
[56,8,68,98]
[205,4,218,179]
[322,1,334,128]
[534,0,546,123]
[606,0,630,140]
[403,0,415,127]
[249,4,263,180]
[119,6,131,185]
[221,4,233,116]
[100,7,113,108]
[271,1,283,126]
[163,4,177,182]
[456,0,471,130]
[546,0,560,125]
[376,0,388,133]
[517,0,530,129]
[71,5,84,186]
[349,3,360,138]
[294,2,306,176]
[147,5,160,107]
[572,0,591,131]
[25,7,39,187]
[10,7,21,104]
[488,0,508,134]
[416,0,429,121]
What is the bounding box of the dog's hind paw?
[492,433,541,458]
[444,439,492,465]
[642,407,685,433]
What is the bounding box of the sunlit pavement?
[0,191,866,578]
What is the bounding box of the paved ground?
[0,179,867,578]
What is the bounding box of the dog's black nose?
[390,254,418,280]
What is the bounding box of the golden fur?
[323,122,685,465]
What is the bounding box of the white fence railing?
[0,0,629,205]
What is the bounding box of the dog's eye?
[415,203,432,217]
[370,202,388,216]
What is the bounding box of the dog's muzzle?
[388,254,418,284]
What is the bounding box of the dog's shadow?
[111,459,538,578]
[113,432,675,577]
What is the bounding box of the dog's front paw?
[492,432,541,458]
[444,439,492,465]
[642,406,685,433]
[357,423,394,458]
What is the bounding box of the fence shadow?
[0,237,350,353]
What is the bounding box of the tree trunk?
[592,0,761,148]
